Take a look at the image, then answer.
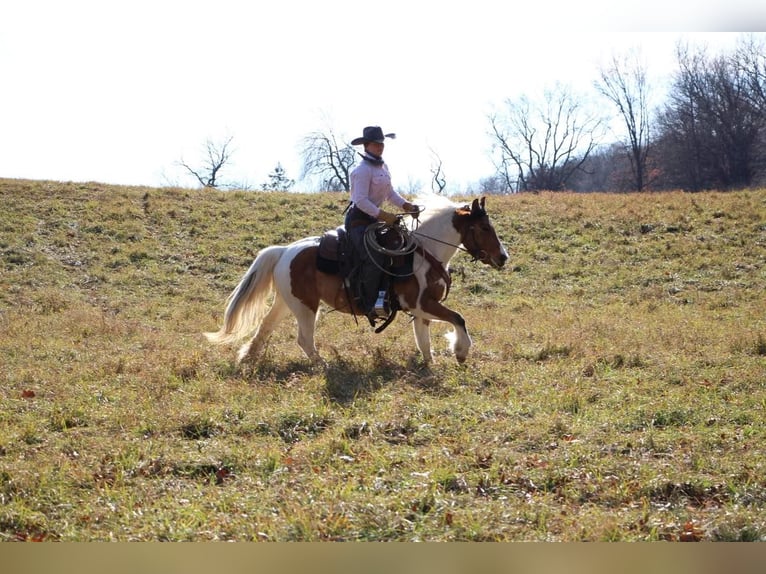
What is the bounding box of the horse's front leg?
[443,309,471,363]
[418,298,472,364]
[412,317,433,365]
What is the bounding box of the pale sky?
[1,1,762,193]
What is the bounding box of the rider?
[345,126,418,324]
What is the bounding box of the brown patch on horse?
[290,246,321,312]
[394,275,420,310]
[451,197,486,239]
[454,205,472,218]
[290,245,363,315]
[392,248,451,312]
[419,248,451,302]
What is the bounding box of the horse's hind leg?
[293,303,323,364]
[237,295,290,364]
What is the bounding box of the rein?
[410,230,466,253]
[411,228,486,263]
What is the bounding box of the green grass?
[1,178,765,541]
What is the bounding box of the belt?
[346,205,376,227]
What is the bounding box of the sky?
[1,1,764,193]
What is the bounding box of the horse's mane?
[413,194,460,224]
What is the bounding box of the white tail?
[204,246,286,345]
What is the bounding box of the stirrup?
[373,290,390,317]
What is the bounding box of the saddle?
[316,225,414,331]
[316,225,414,279]
[316,226,349,276]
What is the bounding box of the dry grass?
[1,179,765,541]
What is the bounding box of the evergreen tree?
[262,163,295,191]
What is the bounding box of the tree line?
[488,34,766,193]
[180,34,766,194]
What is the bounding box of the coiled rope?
[363,219,420,277]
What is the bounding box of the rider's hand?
[402,202,419,219]
[377,210,398,226]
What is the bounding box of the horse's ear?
[470,197,487,216]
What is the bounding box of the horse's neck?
[415,214,460,265]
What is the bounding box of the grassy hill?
[1,178,765,541]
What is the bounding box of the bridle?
[460,223,491,264]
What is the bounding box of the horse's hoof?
[310,357,328,371]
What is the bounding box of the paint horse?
[205,196,508,366]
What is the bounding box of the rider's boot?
[373,289,390,318]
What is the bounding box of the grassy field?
[1,178,765,541]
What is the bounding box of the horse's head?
[454,197,508,269]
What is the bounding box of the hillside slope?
[1,178,765,541]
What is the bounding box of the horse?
[204,195,508,366]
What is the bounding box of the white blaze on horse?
[205,196,508,366]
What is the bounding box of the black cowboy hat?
[351,126,396,146]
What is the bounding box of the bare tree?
[300,127,355,192]
[735,34,766,184]
[179,136,235,189]
[475,174,509,195]
[596,49,652,191]
[568,142,634,192]
[735,34,766,113]
[396,176,423,196]
[656,41,765,190]
[489,84,605,192]
[429,148,447,194]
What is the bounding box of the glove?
[402,202,419,219]
[377,210,398,226]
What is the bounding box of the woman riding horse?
[346,126,419,324]
[205,194,509,367]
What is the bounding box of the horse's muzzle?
[480,251,507,269]
[491,253,508,269]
